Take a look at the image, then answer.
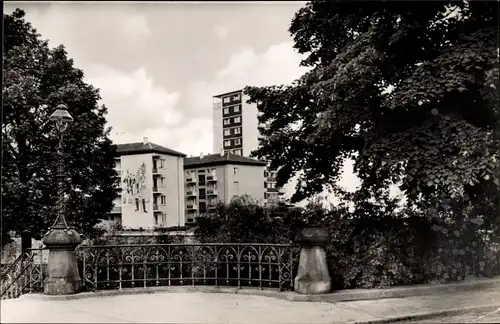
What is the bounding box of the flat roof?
[213,89,243,98]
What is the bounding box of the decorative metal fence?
[1,248,46,300]
[76,243,298,291]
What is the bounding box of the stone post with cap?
[293,225,332,294]
[42,104,82,295]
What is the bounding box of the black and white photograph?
[1,0,499,323]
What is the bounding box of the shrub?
[195,197,499,290]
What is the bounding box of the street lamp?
[42,104,82,295]
[48,104,73,229]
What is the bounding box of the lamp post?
[42,104,82,295]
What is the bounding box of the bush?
[194,197,499,290]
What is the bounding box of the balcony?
[207,189,218,196]
[186,204,197,210]
[267,176,277,182]
[207,175,217,182]
[186,176,197,183]
[152,168,161,174]
[186,190,197,197]
[110,206,122,214]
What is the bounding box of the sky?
[4,1,362,204]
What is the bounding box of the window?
[235,138,241,145]
[233,94,240,100]
[198,174,206,186]
[161,196,166,205]
[264,182,267,188]
[223,118,229,125]
[199,201,207,213]
[268,182,275,189]
[223,129,230,136]
[234,116,241,123]
[264,171,268,177]
[161,213,167,224]
[223,97,230,103]
[234,105,240,112]
[233,167,238,175]
[160,177,166,186]
[199,188,206,199]
[223,107,229,114]
[224,140,231,147]
[233,181,239,190]
[160,159,165,168]
[264,192,267,199]
[233,149,242,155]
[234,127,241,134]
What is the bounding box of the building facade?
[183,152,267,223]
[212,89,285,206]
[110,139,186,229]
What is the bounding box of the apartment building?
[110,138,186,229]
[212,89,285,206]
[183,152,267,223]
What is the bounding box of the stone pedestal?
[293,226,331,295]
[42,228,82,295]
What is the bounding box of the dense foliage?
[195,198,499,289]
[244,1,499,219]
[2,9,118,246]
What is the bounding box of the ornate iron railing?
[1,248,46,300]
[76,243,297,291]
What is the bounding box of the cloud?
[13,4,151,68]
[213,25,229,39]
[85,65,181,136]
[216,42,308,86]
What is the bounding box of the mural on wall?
[122,162,150,213]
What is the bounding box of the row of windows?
[264,182,276,189]
[224,127,242,136]
[264,171,277,178]
[223,105,241,115]
[224,138,241,147]
[223,116,241,125]
[225,149,242,156]
[187,181,240,199]
[153,158,166,169]
[222,93,241,103]
[153,177,167,187]
[154,213,167,225]
[186,167,239,179]
[154,195,167,205]
[265,192,278,200]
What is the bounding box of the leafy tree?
[245,1,499,221]
[2,9,118,247]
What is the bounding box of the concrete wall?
[213,100,223,154]
[223,164,265,204]
[241,94,259,157]
[161,154,185,227]
[120,153,155,229]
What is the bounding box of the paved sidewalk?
[1,288,499,323]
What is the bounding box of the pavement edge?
[353,304,500,324]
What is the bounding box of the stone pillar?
[42,228,82,295]
[293,226,331,294]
